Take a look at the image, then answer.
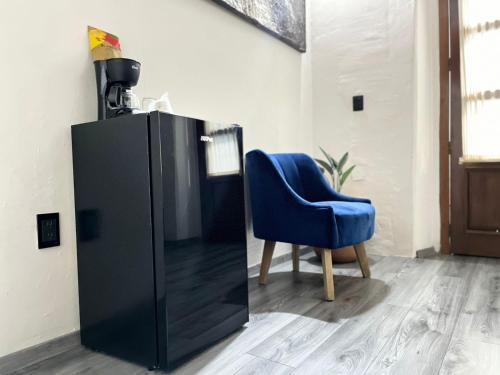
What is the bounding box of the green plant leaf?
[314,159,333,175]
[338,152,349,174]
[340,165,356,187]
[319,146,338,170]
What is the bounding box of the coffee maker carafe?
[94,58,141,120]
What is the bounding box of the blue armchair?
[246,149,375,301]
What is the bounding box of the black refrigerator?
[71,112,248,370]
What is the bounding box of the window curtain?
[204,122,241,177]
[459,0,500,162]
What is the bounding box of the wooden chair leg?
[354,242,371,278]
[259,240,276,285]
[292,244,300,272]
[321,249,335,301]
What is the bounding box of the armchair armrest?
[302,160,371,204]
[323,189,371,204]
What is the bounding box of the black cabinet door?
[72,114,158,369]
[153,113,248,367]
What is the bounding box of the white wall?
[0,0,313,357]
[310,0,440,257]
[413,0,441,253]
[311,0,416,256]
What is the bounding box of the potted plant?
[314,147,357,263]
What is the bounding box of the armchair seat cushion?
[312,201,375,249]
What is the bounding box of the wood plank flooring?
[2,252,500,374]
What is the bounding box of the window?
[460,0,500,161]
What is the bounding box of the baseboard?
[247,246,313,275]
[416,246,438,258]
[0,331,81,374]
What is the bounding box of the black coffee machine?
[94,58,141,120]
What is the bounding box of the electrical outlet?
[37,213,60,249]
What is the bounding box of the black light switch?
[353,95,364,111]
[37,213,60,249]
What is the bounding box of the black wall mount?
[37,213,60,249]
[353,95,364,111]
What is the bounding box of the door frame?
[440,0,466,255]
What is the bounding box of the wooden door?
[449,0,500,257]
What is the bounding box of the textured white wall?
[0,0,313,357]
[311,0,417,257]
[413,0,441,253]
[310,0,440,257]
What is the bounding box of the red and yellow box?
[88,26,121,61]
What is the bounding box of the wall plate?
[37,213,60,249]
[353,95,364,111]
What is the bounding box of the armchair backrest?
[246,149,327,202]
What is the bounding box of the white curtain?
[204,122,241,177]
[460,0,500,161]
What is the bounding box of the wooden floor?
[2,252,500,375]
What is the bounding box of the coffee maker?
[94,58,141,120]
